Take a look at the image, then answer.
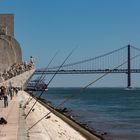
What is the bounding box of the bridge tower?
[127,44,131,88]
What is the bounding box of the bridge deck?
[35,69,140,74]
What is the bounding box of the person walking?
[9,87,13,100]
[15,87,18,96]
[2,86,8,108]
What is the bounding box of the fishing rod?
[35,51,60,88]
[28,53,140,130]
[23,51,59,108]
[25,48,76,119]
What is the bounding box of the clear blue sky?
[1,0,140,87]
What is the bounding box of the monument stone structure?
[0,14,22,72]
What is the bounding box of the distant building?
[0,14,22,72]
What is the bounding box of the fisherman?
[30,56,34,64]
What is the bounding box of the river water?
[33,88,140,140]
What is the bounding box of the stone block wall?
[0,14,22,72]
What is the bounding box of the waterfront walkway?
[0,68,101,140]
[0,90,101,140]
[0,91,28,140]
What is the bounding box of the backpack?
[0,117,7,124]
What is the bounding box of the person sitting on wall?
[0,73,4,83]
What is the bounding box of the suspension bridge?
[34,45,140,88]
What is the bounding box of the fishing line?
[23,51,59,108]
[35,50,59,88]
[28,53,140,130]
[25,48,76,119]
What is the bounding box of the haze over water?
[34,87,140,140]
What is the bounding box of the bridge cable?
[48,46,127,70]
[25,48,76,119]
[28,52,140,130]
[131,46,140,52]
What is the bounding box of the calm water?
[34,88,140,140]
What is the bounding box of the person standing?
[30,56,34,64]
[15,87,18,96]
[2,86,8,108]
[9,87,13,100]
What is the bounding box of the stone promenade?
[0,91,28,140]
[0,69,35,140]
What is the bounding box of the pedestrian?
[2,86,8,108]
[0,86,5,99]
[9,87,13,100]
[15,87,18,96]
[3,94,8,108]
[0,86,2,100]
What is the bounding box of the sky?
[0,0,140,87]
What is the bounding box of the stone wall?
[0,69,35,89]
[0,14,22,72]
[0,35,22,71]
[0,14,14,36]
